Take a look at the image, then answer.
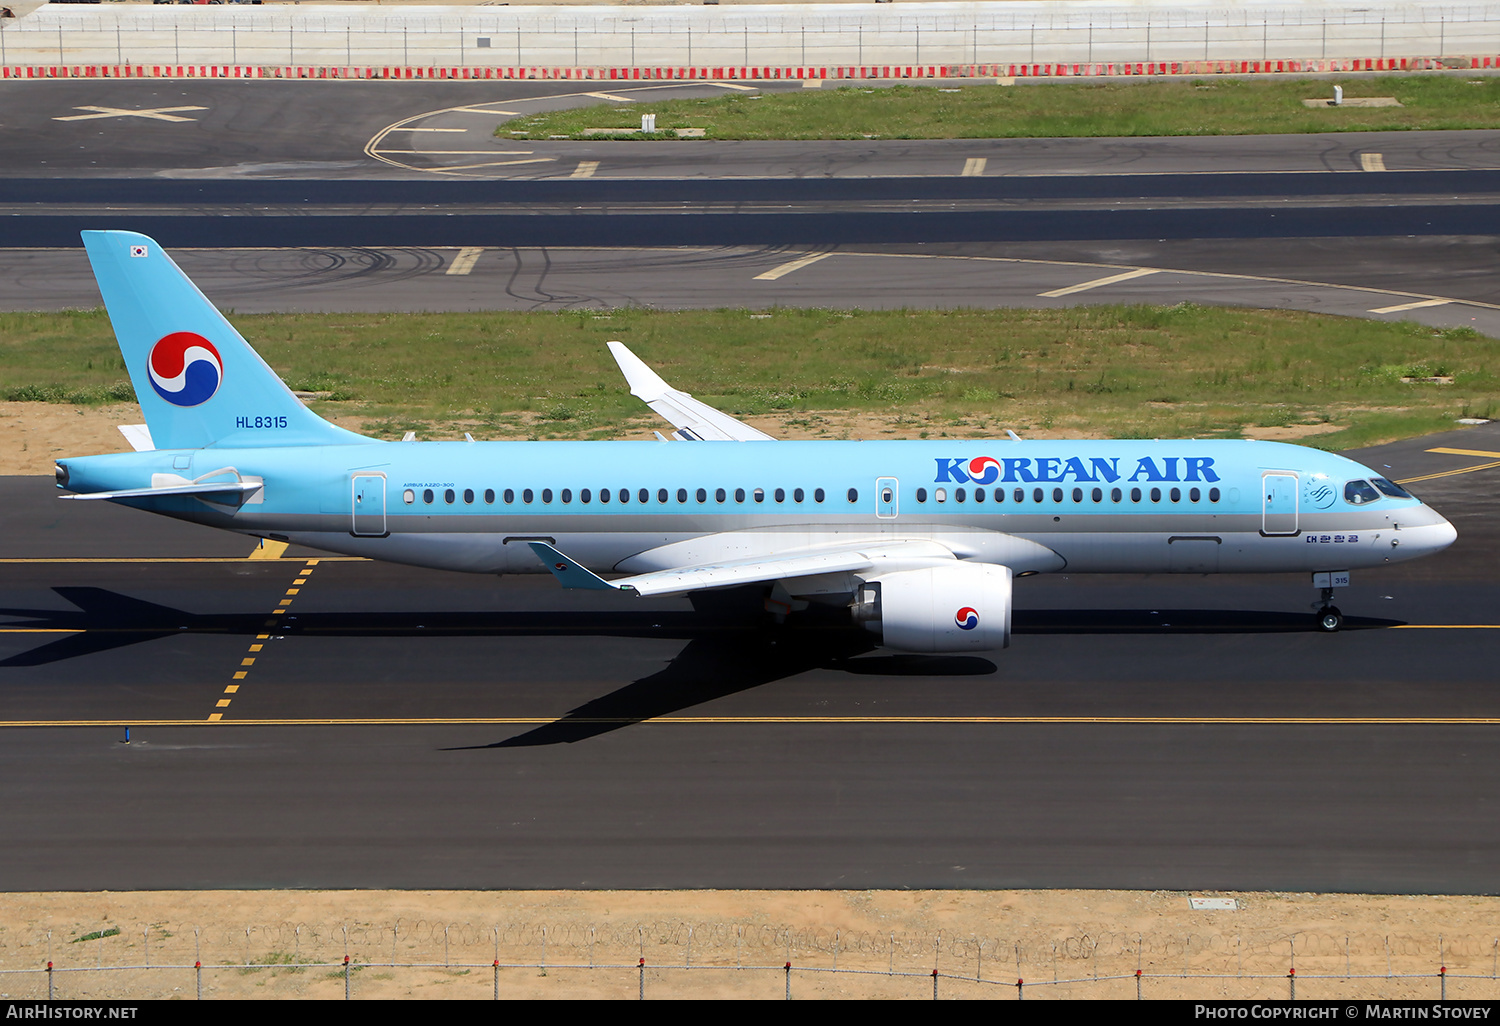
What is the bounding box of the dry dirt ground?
[1,890,1497,1001]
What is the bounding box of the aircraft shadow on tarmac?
[0,587,1408,744]
[0,586,1405,672]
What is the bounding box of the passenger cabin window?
[403,489,415,505]
[444,489,455,504]
[814,488,825,503]
[847,488,859,503]
[794,488,805,503]
[485,489,495,504]
[423,489,434,504]
[561,489,572,504]
[503,489,513,504]
[915,488,928,503]
[775,488,786,503]
[1345,480,1381,505]
[542,488,553,503]
[463,488,474,504]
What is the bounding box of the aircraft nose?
[1407,507,1457,557]
[1430,512,1458,553]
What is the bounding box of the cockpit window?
[1371,477,1413,499]
[1344,480,1381,505]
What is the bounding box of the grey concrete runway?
[1,425,1498,890]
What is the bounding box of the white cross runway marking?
[54,105,208,123]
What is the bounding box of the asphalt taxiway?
[3,79,1497,328]
[1,424,1498,891]
[4,76,1500,892]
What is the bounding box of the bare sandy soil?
[1,889,1497,1001]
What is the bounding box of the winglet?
[527,542,627,591]
[606,341,776,442]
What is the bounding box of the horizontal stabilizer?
[607,341,775,442]
[60,480,262,502]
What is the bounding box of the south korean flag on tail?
[130,245,148,258]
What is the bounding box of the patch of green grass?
[239,952,306,975]
[4,305,1494,447]
[499,76,1500,141]
[71,928,121,943]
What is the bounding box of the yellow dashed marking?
[208,558,318,722]
[207,713,223,722]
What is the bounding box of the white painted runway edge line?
[754,252,833,281]
[1039,267,1159,298]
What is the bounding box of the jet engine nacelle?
[854,563,1012,652]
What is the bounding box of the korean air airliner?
[53,231,1457,652]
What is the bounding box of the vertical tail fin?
[82,231,371,450]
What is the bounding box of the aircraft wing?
[607,341,775,442]
[529,539,954,597]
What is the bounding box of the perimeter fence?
[5,920,1500,999]
[3,3,1499,71]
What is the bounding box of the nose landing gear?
[1311,571,1350,632]
[1317,601,1343,632]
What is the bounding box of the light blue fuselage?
[58,437,1456,578]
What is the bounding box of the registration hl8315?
[235,415,289,430]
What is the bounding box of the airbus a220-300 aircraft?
[55,231,1457,651]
